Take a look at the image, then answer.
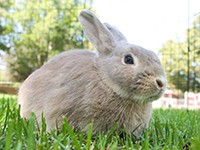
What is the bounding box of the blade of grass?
[27,113,36,150]
[86,123,93,150]
[16,142,22,150]
[3,100,10,133]
[51,135,67,149]
[143,130,150,150]
[5,120,14,150]
[62,118,81,150]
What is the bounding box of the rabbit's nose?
[156,78,166,89]
[156,79,163,88]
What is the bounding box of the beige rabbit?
[18,10,166,137]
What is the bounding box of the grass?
[1,95,200,149]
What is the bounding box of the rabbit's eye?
[124,55,134,64]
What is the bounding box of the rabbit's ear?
[103,23,127,43]
[79,10,117,55]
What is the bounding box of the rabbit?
[18,10,166,137]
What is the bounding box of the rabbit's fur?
[18,10,166,137]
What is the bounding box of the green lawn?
[0,95,200,150]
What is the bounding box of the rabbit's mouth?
[146,89,165,101]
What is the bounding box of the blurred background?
[0,0,199,109]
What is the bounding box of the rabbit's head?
[79,10,166,103]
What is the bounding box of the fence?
[153,90,200,110]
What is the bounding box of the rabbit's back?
[18,50,98,129]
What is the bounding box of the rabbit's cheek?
[106,64,132,85]
[120,71,135,88]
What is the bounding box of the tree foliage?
[159,15,200,93]
[1,0,93,81]
[0,0,14,51]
